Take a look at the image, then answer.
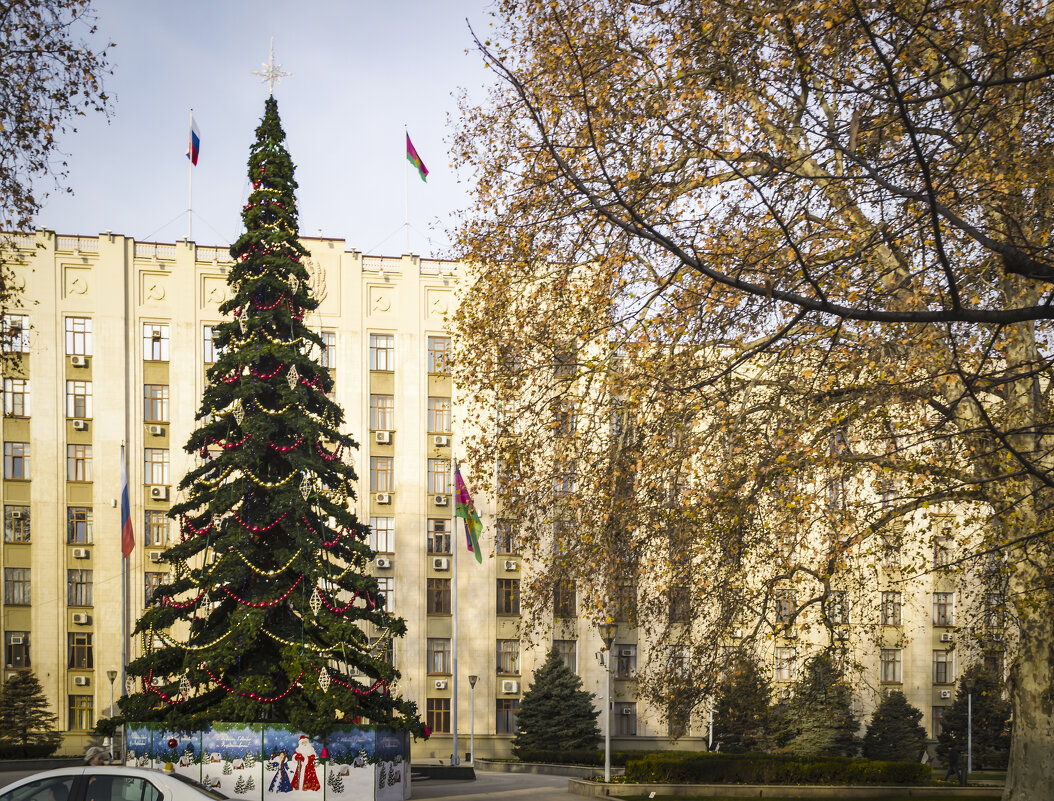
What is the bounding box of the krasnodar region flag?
[455,464,483,564]
[120,454,135,558]
[405,133,428,182]
[187,115,201,165]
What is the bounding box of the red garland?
[221,574,303,607]
[162,590,205,609]
[309,665,386,695]
[203,665,305,702]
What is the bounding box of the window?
[554,580,576,618]
[376,577,393,610]
[667,703,690,738]
[67,507,93,544]
[144,572,166,605]
[882,538,902,569]
[881,591,902,626]
[427,638,451,674]
[67,569,93,607]
[426,697,451,732]
[670,584,692,623]
[427,519,449,554]
[369,394,394,431]
[933,592,955,626]
[614,579,637,622]
[427,396,451,434]
[5,631,29,669]
[983,650,1005,679]
[4,568,30,605]
[65,317,92,355]
[370,637,394,667]
[370,456,393,493]
[65,380,92,419]
[4,505,30,543]
[497,578,520,615]
[774,588,796,625]
[497,639,520,674]
[2,314,29,353]
[552,465,576,495]
[933,650,954,684]
[778,533,796,562]
[3,378,29,416]
[551,399,575,436]
[553,343,576,379]
[66,444,92,482]
[369,517,394,553]
[555,640,577,673]
[775,647,797,681]
[427,459,450,494]
[145,511,169,547]
[496,519,518,556]
[827,591,849,625]
[932,706,947,738]
[319,331,336,368]
[68,632,93,668]
[427,335,451,373]
[144,384,169,422]
[4,442,30,479]
[496,699,519,735]
[934,536,953,569]
[68,695,93,731]
[984,594,1005,629]
[203,325,224,364]
[880,649,902,683]
[427,578,451,614]
[143,323,170,361]
[144,448,169,485]
[369,333,395,371]
[615,703,637,735]
[614,644,636,680]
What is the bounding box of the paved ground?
[0,767,580,801]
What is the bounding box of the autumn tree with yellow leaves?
[451,2,1053,798]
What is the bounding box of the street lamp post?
[468,674,478,764]
[106,670,118,762]
[599,621,617,783]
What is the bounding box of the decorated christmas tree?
[120,96,424,739]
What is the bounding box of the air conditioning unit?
[73,676,90,687]
[434,680,448,690]
[732,628,744,639]
[620,707,633,715]
[150,485,169,501]
[9,635,23,645]
[72,613,90,625]
[501,680,520,694]
[434,495,449,507]
[940,632,954,643]
[72,547,90,559]
[940,690,952,699]
[10,511,22,519]
[618,648,634,657]
[375,492,391,505]
[149,552,164,563]
[433,557,449,571]
[375,557,392,569]
[375,431,392,445]
[72,419,89,431]
[433,435,450,447]
[780,688,793,700]
[148,424,165,436]
[70,355,88,367]
[503,560,519,571]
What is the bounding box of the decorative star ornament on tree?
[251,37,291,96]
[179,674,191,699]
[290,275,299,295]
[310,586,323,616]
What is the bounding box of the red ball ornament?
[168,738,178,749]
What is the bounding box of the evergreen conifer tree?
[120,97,424,739]
[712,653,777,753]
[512,648,600,756]
[862,690,927,762]
[938,663,1011,769]
[783,653,858,757]
[0,671,61,754]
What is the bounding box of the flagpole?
[404,126,409,254]
[188,109,194,242]
[451,457,460,765]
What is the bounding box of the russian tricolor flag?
[187,115,201,166]
[120,452,135,558]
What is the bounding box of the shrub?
[624,751,931,785]
[863,690,928,762]
[513,749,681,767]
[512,648,600,757]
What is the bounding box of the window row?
[369,458,457,494]
[773,646,958,685]
[368,395,452,433]
[369,334,451,373]
[4,507,169,546]
[425,698,519,735]
[770,589,960,627]
[367,517,519,556]
[3,444,170,484]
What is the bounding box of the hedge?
[514,749,689,767]
[624,752,931,785]
[0,743,61,759]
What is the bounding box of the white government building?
[0,230,986,757]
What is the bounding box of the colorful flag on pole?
[405,133,428,182]
[455,464,483,564]
[120,452,135,558]
[187,115,201,166]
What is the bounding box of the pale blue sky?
[36,0,499,258]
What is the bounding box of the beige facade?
[0,231,984,758]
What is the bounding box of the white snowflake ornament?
[179,674,191,699]
[287,364,299,390]
[231,400,245,425]
[310,586,323,616]
[125,676,137,695]
[300,473,312,500]
[290,275,299,295]
[318,667,331,694]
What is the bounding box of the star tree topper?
[252,38,291,96]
